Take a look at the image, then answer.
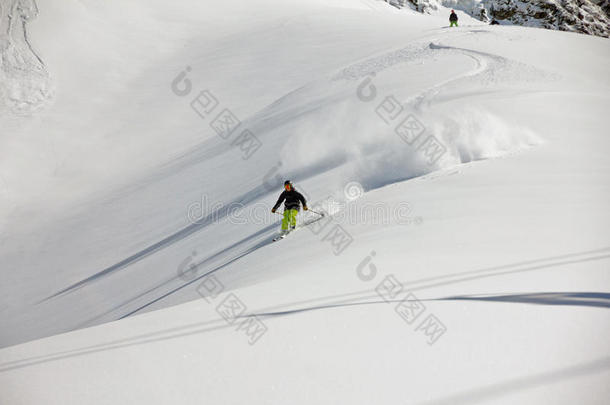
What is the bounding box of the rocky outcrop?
[397,0,610,38]
[487,0,609,37]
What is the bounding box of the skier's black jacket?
[449,12,458,22]
[273,189,307,211]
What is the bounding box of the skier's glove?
[271,208,276,213]
[303,206,308,211]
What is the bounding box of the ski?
[272,233,289,242]
[272,212,325,242]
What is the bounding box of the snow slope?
[1,0,609,404]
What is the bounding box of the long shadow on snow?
[116,231,280,319]
[437,292,610,309]
[0,299,404,373]
[249,291,610,320]
[4,249,610,372]
[77,223,279,327]
[40,186,274,302]
[86,246,610,326]
[4,290,609,373]
[244,248,610,320]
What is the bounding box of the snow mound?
[0,0,53,115]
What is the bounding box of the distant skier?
[271,180,308,234]
[449,10,458,27]
[490,19,500,25]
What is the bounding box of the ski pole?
[308,209,325,217]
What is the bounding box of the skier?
[449,10,458,27]
[271,180,308,234]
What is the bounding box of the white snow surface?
[1,0,609,404]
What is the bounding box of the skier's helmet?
[284,180,292,190]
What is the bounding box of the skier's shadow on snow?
[116,223,280,319]
[73,222,280,328]
[40,185,278,302]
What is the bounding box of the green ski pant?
[282,209,298,231]
[450,21,458,27]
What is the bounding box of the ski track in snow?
[3,247,610,374]
[69,215,325,327]
[39,185,276,302]
[81,224,279,326]
[335,30,557,109]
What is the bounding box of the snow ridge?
[0,0,53,115]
